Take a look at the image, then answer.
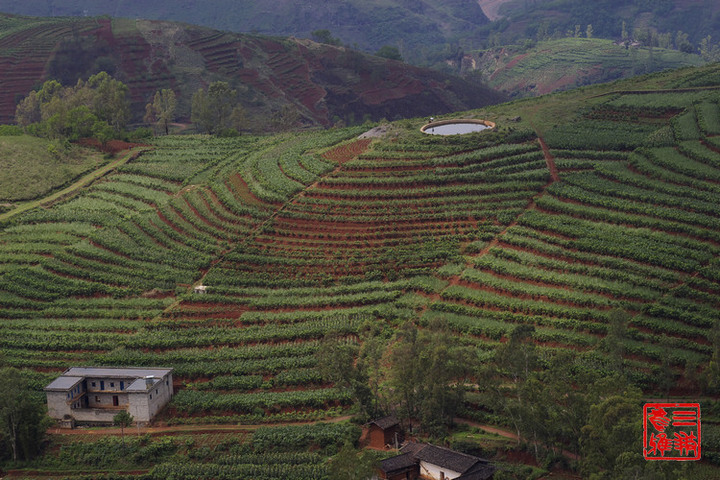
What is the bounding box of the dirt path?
[455,418,581,461]
[47,414,354,436]
[537,135,560,182]
[0,147,148,223]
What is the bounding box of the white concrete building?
[45,367,173,427]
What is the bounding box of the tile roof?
[414,443,480,473]
[457,461,497,480]
[399,442,495,478]
[369,415,400,430]
[379,452,417,473]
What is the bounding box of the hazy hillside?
[0,14,504,129]
[0,0,490,64]
[466,37,704,97]
[483,0,720,45]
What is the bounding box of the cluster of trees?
[190,81,244,135]
[317,319,477,437]
[0,368,49,463]
[320,311,705,478]
[15,72,130,142]
[15,74,248,142]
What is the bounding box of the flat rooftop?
[63,367,173,378]
[45,376,84,391]
[45,367,173,391]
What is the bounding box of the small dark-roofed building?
[378,452,419,480]
[376,442,495,480]
[368,415,403,449]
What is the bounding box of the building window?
[149,394,153,400]
[95,396,100,402]
[156,389,158,394]
[91,382,96,387]
[110,382,114,388]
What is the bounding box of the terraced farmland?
[4,62,720,477]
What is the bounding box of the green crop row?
[474,249,662,301]
[171,387,352,414]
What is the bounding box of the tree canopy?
[191,81,242,135]
[15,72,130,141]
[144,88,177,135]
[0,367,49,462]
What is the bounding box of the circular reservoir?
[421,119,496,136]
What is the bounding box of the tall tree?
[144,89,177,135]
[0,368,48,461]
[382,319,475,435]
[191,81,239,134]
[87,72,130,132]
[328,441,377,480]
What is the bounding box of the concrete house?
[45,367,173,427]
[378,442,495,480]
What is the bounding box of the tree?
[328,441,377,480]
[376,46,403,61]
[311,29,341,46]
[603,309,630,374]
[580,389,641,479]
[621,21,629,42]
[191,81,240,134]
[586,24,593,39]
[0,368,49,461]
[15,74,130,142]
[144,89,177,135]
[87,72,130,132]
[316,332,383,420]
[489,325,540,444]
[113,410,133,445]
[382,319,474,435]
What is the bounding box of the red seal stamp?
[644,403,700,461]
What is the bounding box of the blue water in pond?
[425,123,490,135]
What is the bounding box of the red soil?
[76,138,150,155]
[322,139,372,164]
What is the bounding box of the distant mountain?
[0,0,490,65]
[0,14,505,128]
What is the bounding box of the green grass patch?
[0,136,103,202]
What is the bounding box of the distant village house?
[377,442,495,480]
[45,367,174,427]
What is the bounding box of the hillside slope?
[0,0,490,64]
[465,37,704,97]
[0,14,504,128]
[3,63,720,475]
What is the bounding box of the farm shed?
[45,367,174,427]
[368,415,403,449]
[377,442,495,480]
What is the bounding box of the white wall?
[419,461,463,480]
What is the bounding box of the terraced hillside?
[3,63,720,476]
[0,14,504,127]
[467,37,704,98]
